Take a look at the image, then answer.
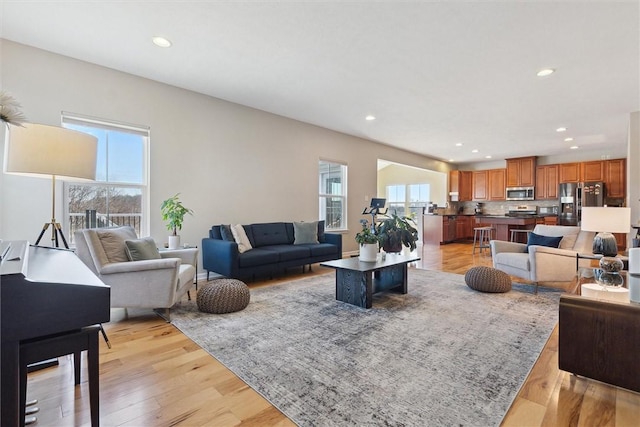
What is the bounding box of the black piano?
[1,241,110,426]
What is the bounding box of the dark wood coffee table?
[321,254,420,308]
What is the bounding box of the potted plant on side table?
[161,193,193,249]
[377,212,418,254]
[355,219,379,262]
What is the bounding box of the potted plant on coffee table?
[355,219,379,262]
[161,193,193,249]
[376,212,418,254]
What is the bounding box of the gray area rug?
[171,269,561,426]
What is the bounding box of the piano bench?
[20,325,102,427]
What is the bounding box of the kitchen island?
[475,215,537,242]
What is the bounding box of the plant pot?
[359,243,378,262]
[382,243,403,254]
[168,235,181,250]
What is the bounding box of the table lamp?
[4,123,97,248]
[580,207,631,256]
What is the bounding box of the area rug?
[171,269,561,426]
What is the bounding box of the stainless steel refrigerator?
[558,182,605,226]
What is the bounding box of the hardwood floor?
[26,242,640,426]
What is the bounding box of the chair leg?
[153,308,171,322]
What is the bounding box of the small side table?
[581,283,630,303]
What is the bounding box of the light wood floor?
[26,242,640,426]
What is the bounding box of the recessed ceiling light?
[449,159,455,162]
[471,149,479,153]
[455,143,463,147]
[564,137,574,142]
[556,127,567,132]
[537,68,555,77]
[485,155,492,159]
[570,145,579,150]
[365,115,376,121]
[152,36,172,47]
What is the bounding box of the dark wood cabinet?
[559,162,581,183]
[605,159,626,198]
[488,169,506,200]
[449,170,473,201]
[536,164,559,200]
[582,161,605,182]
[506,157,536,187]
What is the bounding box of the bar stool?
[510,229,532,244]
[472,226,493,254]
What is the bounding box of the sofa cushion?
[301,243,338,257]
[220,224,235,242]
[259,245,311,261]
[96,226,138,263]
[527,232,563,249]
[251,222,291,247]
[317,220,326,243]
[231,224,253,253]
[495,252,530,272]
[532,225,579,250]
[124,237,161,261]
[293,221,319,245]
[238,248,279,267]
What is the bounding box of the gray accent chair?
[490,224,595,292]
[74,226,196,321]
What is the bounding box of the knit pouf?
[464,266,512,293]
[197,279,250,314]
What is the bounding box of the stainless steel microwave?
[506,186,535,201]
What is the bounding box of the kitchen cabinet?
[559,163,581,183]
[449,170,473,201]
[535,164,559,200]
[506,157,536,187]
[581,161,605,182]
[605,159,626,198]
[488,169,506,200]
[472,171,488,200]
[456,215,474,240]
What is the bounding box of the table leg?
[335,269,372,308]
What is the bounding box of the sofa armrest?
[324,233,342,257]
[490,240,527,254]
[202,238,239,278]
[99,258,180,275]
[528,245,578,282]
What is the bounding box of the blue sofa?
[202,221,342,280]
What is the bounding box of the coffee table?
[321,253,420,308]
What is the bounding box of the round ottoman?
[464,266,512,293]
[197,279,250,314]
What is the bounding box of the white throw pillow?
[230,224,253,253]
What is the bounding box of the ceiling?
[2,1,638,164]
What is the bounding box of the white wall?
[0,40,452,258]
[628,112,640,231]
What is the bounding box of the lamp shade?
[4,123,97,181]
[581,207,631,233]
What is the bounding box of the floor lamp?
[4,123,97,248]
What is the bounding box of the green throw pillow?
[294,221,319,245]
[125,237,161,261]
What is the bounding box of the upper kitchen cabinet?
[506,157,536,187]
[488,169,506,200]
[536,164,559,200]
[472,170,488,200]
[605,159,626,198]
[559,162,581,183]
[581,160,605,182]
[449,170,473,201]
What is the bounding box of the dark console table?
[321,254,420,308]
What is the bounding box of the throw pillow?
[231,224,253,253]
[220,224,235,242]
[96,227,138,263]
[124,237,162,261]
[317,220,326,243]
[294,221,319,245]
[527,232,563,249]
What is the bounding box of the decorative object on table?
[161,193,193,249]
[196,278,250,314]
[0,91,27,127]
[355,219,379,262]
[580,207,631,256]
[4,123,98,248]
[376,212,418,253]
[464,266,512,293]
[594,256,625,287]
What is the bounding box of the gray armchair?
[74,226,196,321]
[490,225,595,292]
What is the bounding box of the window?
[319,160,347,230]
[386,185,406,217]
[386,183,431,218]
[62,113,149,243]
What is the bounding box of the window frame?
[318,159,348,231]
[61,112,150,241]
